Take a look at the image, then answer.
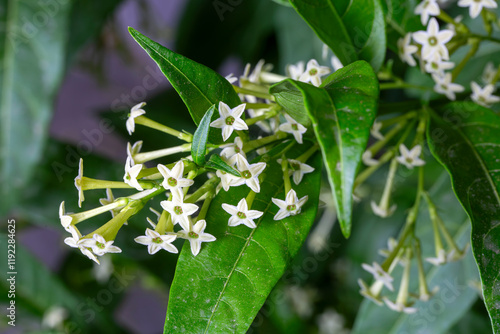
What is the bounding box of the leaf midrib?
[203,179,285,333]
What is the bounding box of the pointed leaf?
[270,61,378,238]
[205,154,241,177]
[192,105,216,165]
[128,27,241,144]
[289,0,386,71]
[164,149,322,333]
[427,102,500,332]
[269,79,309,126]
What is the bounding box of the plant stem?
[452,39,480,81]
[134,116,193,142]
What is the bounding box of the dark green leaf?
[128,27,242,144]
[269,80,309,126]
[0,0,71,216]
[205,154,241,177]
[164,150,322,333]
[270,61,378,238]
[192,105,216,165]
[427,102,500,333]
[289,0,386,71]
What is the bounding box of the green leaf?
[427,102,500,333]
[128,27,242,144]
[0,0,71,216]
[192,105,216,165]
[289,0,386,71]
[205,154,241,177]
[270,61,378,238]
[269,80,309,126]
[164,149,322,333]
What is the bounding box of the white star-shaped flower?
[424,53,455,75]
[59,201,73,230]
[234,154,267,193]
[371,201,397,218]
[99,189,122,219]
[225,73,238,84]
[177,219,216,256]
[134,228,178,254]
[299,59,331,87]
[396,144,426,169]
[358,279,384,305]
[210,101,248,142]
[123,156,143,191]
[126,102,146,135]
[216,169,240,191]
[279,114,307,144]
[79,234,122,256]
[63,225,81,248]
[413,18,454,61]
[74,158,85,208]
[277,158,315,185]
[425,248,447,266]
[272,189,308,220]
[361,262,394,291]
[397,33,418,66]
[482,62,496,85]
[160,192,199,231]
[157,161,194,198]
[458,0,497,18]
[432,73,464,100]
[222,198,264,228]
[414,0,440,25]
[370,121,385,140]
[471,82,500,107]
[286,61,305,80]
[362,151,379,166]
[383,298,418,314]
[220,136,245,163]
[126,141,143,165]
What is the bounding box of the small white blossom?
[362,151,379,166]
[234,154,267,193]
[126,102,146,135]
[59,201,73,230]
[331,55,343,71]
[432,73,464,100]
[74,158,85,208]
[160,193,199,231]
[371,201,397,218]
[225,73,238,84]
[471,82,500,107]
[127,141,143,165]
[123,156,143,191]
[482,62,496,85]
[396,144,426,169]
[220,136,245,162]
[177,219,216,256]
[80,234,122,256]
[272,189,308,220]
[425,248,447,266]
[286,61,305,80]
[278,158,315,185]
[424,53,454,75]
[42,306,68,329]
[216,169,240,191]
[361,262,394,291]
[398,33,418,66]
[413,18,454,61]
[99,189,122,219]
[378,237,398,258]
[299,59,331,87]
[370,121,385,140]
[383,298,418,314]
[157,161,194,198]
[210,101,248,141]
[134,228,178,254]
[414,0,440,25]
[279,114,307,144]
[358,279,384,305]
[458,0,497,18]
[222,198,263,228]
[63,225,81,247]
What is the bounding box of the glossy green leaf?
[205,154,241,177]
[382,0,421,52]
[164,150,322,333]
[128,27,242,144]
[427,102,500,333]
[289,0,386,71]
[0,0,71,217]
[269,80,309,126]
[192,105,216,165]
[270,61,378,238]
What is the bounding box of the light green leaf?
[192,105,216,165]
[289,0,386,71]
[0,0,71,216]
[270,61,378,238]
[128,27,242,144]
[205,154,241,177]
[164,149,322,333]
[427,102,500,333]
